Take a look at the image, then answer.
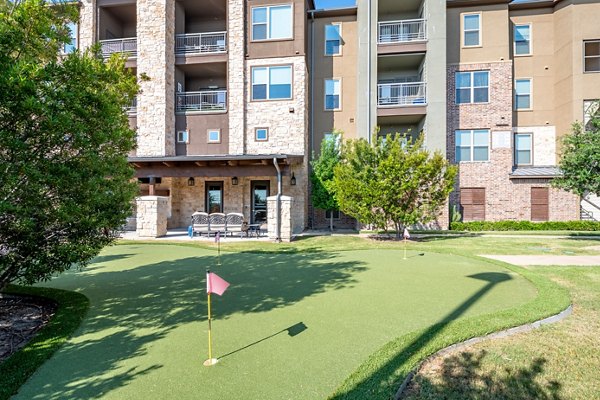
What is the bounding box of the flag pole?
[204,269,218,366]
[403,237,407,260]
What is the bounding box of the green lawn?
[9,239,561,400]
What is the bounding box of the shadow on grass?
[403,350,562,400]
[20,250,365,400]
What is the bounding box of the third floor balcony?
[378,82,427,108]
[176,90,227,113]
[175,31,227,55]
[378,19,427,44]
[100,37,137,58]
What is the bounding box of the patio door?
[251,181,270,224]
[206,181,223,213]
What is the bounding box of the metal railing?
[175,32,227,55]
[100,37,137,58]
[378,19,427,43]
[126,97,137,114]
[176,90,227,112]
[378,82,427,107]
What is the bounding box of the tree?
[0,0,138,291]
[333,133,457,239]
[553,106,600,197]
[310,132,341,231]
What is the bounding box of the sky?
[314,0,357,9]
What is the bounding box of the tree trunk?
[395,222,401,240]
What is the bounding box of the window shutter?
[461,188,486,221]
[531,187,549,221]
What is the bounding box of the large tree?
[0,0,138,290]
[333,133,457,239]
[310,132,341,231]
[553,105,600,197]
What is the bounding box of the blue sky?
[314,0,357,9]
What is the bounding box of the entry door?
[206,182,223,213]
[251,181,270,224]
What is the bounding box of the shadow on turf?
[402,350,562,400]
[25,251,363,399]
[330,272,519,400]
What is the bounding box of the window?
[325,23,342,55]
[514,24,531,55]
[460,188,485,221]
[455,129,489,162]
[515,79,532,110]
[514,133,532,165]
[324,132,341,149]
[206,182,224,214]
[62,22,78,54]
[177,130,189,143]
[584,40,600,72]
[208,129,220,143]
[325,210,340,219]
[463,13,481,47]
[252,5,293,41]
[325,79,341,110]
[584,100,600,131]
[255,128,268,141]
[456,71,489,104]
[251,66,292,100]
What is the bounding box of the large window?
[515,133,532,165]
[62,22,78,54]
[514,24,531,55]
[252,5,293,41]
[584,40,600,72]
[456,129,490,162]
[463,13,481,47]
[456,71,489,104]
[325,23,342,55]
[584,100,599,131]
[206,182,224,214]
[251,66,292,101]
[324,79,341,110]
[515,79,532,110]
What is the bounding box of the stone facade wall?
[78,0,96,50]
[136,196,169,237]
[227,0,245,155]
[136,0,175,157]
[267,195,296,242]
[447,61,579,221]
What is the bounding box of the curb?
[394,304,573,400]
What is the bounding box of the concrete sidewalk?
[481,254,600,266]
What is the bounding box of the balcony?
[176,90,227,113]
[378,82,426,107]
[175,32,227,55]
[378,19,427,44]
[100,37,137,58]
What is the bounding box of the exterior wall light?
[290,172,296,186]
[232,176,239,185]
[188,177,195,186]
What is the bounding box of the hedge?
[450,220,600,231]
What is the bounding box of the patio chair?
[191,212,209,236]
[225,213,244,237]
[208,213,226,236]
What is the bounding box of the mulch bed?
[0,293,57,363]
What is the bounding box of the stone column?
[136,196,169,238]
[228,0,245,155]
[136,0,176,157]
[267,195,295,242]
[78,0,96,50]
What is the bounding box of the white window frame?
[177,130,189,144]
[514,132,533,166]
[207,129,221,143]
[324,23,342,56]
[61,21,78,54]
[324,78,342,111]
[251,4,294,41]
[584,40,600,73]
[455,71,489,104]
[255,127,269,142]
[462,13,482,48]
[251,65,293,101]
[515,78,533,111]
[455,129,490,163]
[514,23,532,56]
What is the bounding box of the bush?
[450,220,600,231]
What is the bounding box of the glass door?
[251,181,270,224]
[205,182,223,213]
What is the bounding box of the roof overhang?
[447,0,510,8]
[308,6,358,18]
[509,166,562,179]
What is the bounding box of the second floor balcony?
[175,32,227,55]
[378,82,427,107]
[378,19,427,44]
[176,90,227,113]
[100,37,137,58]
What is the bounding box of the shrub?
[450,220,600,231]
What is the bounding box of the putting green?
[15,244,536,400]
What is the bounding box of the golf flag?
[403,227,410,240]
[207,272,229,296]
[215,231,220,243]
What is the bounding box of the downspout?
[273,157,282,242]
[309,10,315,229]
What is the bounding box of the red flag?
[207,272,229,296]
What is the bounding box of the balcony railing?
[378,82,427,107]
[378,19,427,44]
[175,32,227,55]
[100,37,137,58]
[176,90,227,113]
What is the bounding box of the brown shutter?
[461,188,486,221]
[531,187,549,221]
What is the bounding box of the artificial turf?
[13,244,542,399]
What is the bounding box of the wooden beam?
[227,160,238,166]
[132,163,143,168]
[133,164,284,178]
[162,162,174,167]
[195,161,207,167]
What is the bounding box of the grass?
[0,285,89,400]
[404,265,600,399]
